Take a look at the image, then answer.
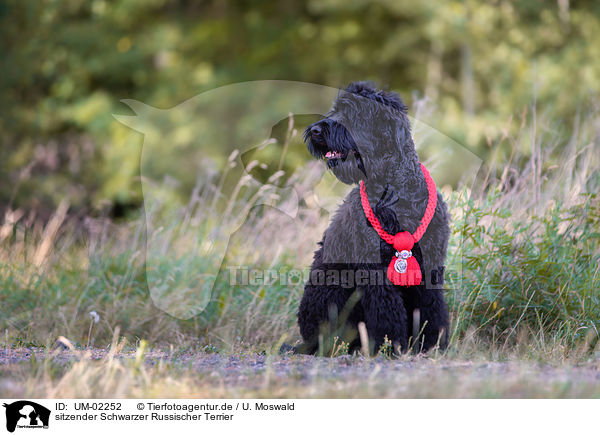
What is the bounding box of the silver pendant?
[394,258,407,273]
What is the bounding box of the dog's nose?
[311,125,322,136]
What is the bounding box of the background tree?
[1,0,598,214]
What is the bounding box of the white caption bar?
[0,399,596,434]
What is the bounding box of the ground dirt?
[1,347,599,398]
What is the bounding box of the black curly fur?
[296,81,451,355]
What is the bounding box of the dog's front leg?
[297,283,358,355]
[361,286,408,354]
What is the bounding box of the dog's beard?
[328,151,366,184]
[304,121,366,185]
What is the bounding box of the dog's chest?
[320,188,423,264]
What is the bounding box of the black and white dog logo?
[3,401,50,432]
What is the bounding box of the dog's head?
[304,81,418,185]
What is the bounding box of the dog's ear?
[395,114,411,144]
[390,112,421,180]
[393,111,417,157]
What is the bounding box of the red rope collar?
[359,163,437,286]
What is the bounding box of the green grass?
[447,187,600,350]
[1,173,597,355]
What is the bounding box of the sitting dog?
[295,82,450,355]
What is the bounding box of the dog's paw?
[279,342,299,355]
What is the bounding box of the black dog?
[293,82,450,355]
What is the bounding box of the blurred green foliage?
[1,0,599,212]
[448,188,600,344]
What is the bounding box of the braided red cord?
[413,163,437,241]
[360,163,437,244]
[360,180,395,245]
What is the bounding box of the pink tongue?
[325,151,332,158]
